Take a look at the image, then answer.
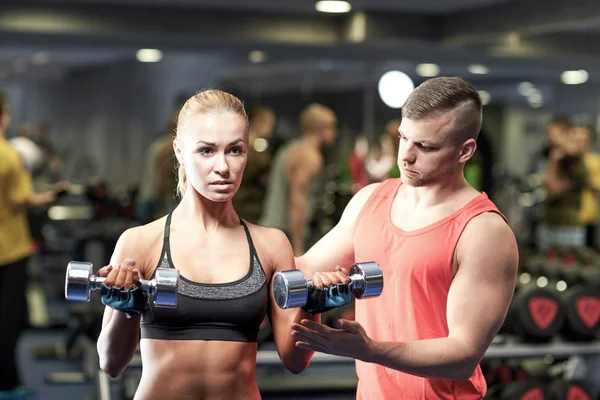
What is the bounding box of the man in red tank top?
[292,77,519,399]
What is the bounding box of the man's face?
[397,113,474,187]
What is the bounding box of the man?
[0,92,55,398]
[232,105,276,223]
[259,103,337,255]
[573,125,600,249]
[291,77,518,399]
[538,119,587,251]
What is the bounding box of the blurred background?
[2,0,600,399]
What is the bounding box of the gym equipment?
[549,379,595,400]
[65,261,179,308]
[502,272,566,342]
[500,380,551,400]
[273,262,383,309]
[537,257,600,342]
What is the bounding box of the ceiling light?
[248,50,266,64]
[528,90,544,108]
[468,64,488,74]
[31,52,50,66]
[518,82,534,96]
[561,70,588,85]
[416,63,439,77]
[315,0,352,13]
[136,49,163,63]
[378,70,414,109]
[478,90,491,105]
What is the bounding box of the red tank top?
[353,178,507,400]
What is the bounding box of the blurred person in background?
[366,134,397,182]
[383,118,402,179]
[136,111,180,223]
[539,118,588,251]
[345,135,370,193]
[259,103,338,255]
[573,124,600,250]
[232,105,276,223]
[0,92,56,399]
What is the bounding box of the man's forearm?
[543,163,570,197]
[366,337,481,380]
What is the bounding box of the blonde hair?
[175,90,248,198]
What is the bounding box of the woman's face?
[174,111,248,202]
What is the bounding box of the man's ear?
[458,138,477,164]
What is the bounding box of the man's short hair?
[298,103,335,133]
[549,115,570,129]
[401,77,482,142]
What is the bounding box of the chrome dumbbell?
[273,261,383,309]
[65,261,179,308]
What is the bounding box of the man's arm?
[543,148,571,198]
[286,149,321,255]
[295,183,379,276]
[7,158,55,212]
[365,212,518,380]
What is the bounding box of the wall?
[1,53,228,188]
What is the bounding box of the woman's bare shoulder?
[242,221,293,272]
[111,216,168,272]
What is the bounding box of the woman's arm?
[263,229,320,374]
[96,227,147,378]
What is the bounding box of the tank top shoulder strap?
[458,193,509,226]
[355,178,402,227]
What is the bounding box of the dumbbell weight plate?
[153,268,179,308]
[350,262,384,299]
[65,261,95,302]
[273,270,307,309]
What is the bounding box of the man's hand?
[549,146,565,162]
[291,318,374,361]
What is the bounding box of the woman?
[96,90,324,399]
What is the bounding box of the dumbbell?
[273,262,383,309]
[65,261,179,308]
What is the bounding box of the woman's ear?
[173,138,183,165]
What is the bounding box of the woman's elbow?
[99,357,126,379]
[284,359,310,375]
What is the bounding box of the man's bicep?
[447,216,518,357]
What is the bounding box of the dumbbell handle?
[88,275,157,293]
[306,274,364,292]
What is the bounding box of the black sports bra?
[140,213,269,342]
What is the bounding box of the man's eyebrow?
[398,129,435,145]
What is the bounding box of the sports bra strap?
[158,212,173,262]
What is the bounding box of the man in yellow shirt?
[0,92,55,397]
[574,125,600,249]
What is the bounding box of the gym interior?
[1,0,600,399]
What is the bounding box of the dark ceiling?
[0,0,598,105]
